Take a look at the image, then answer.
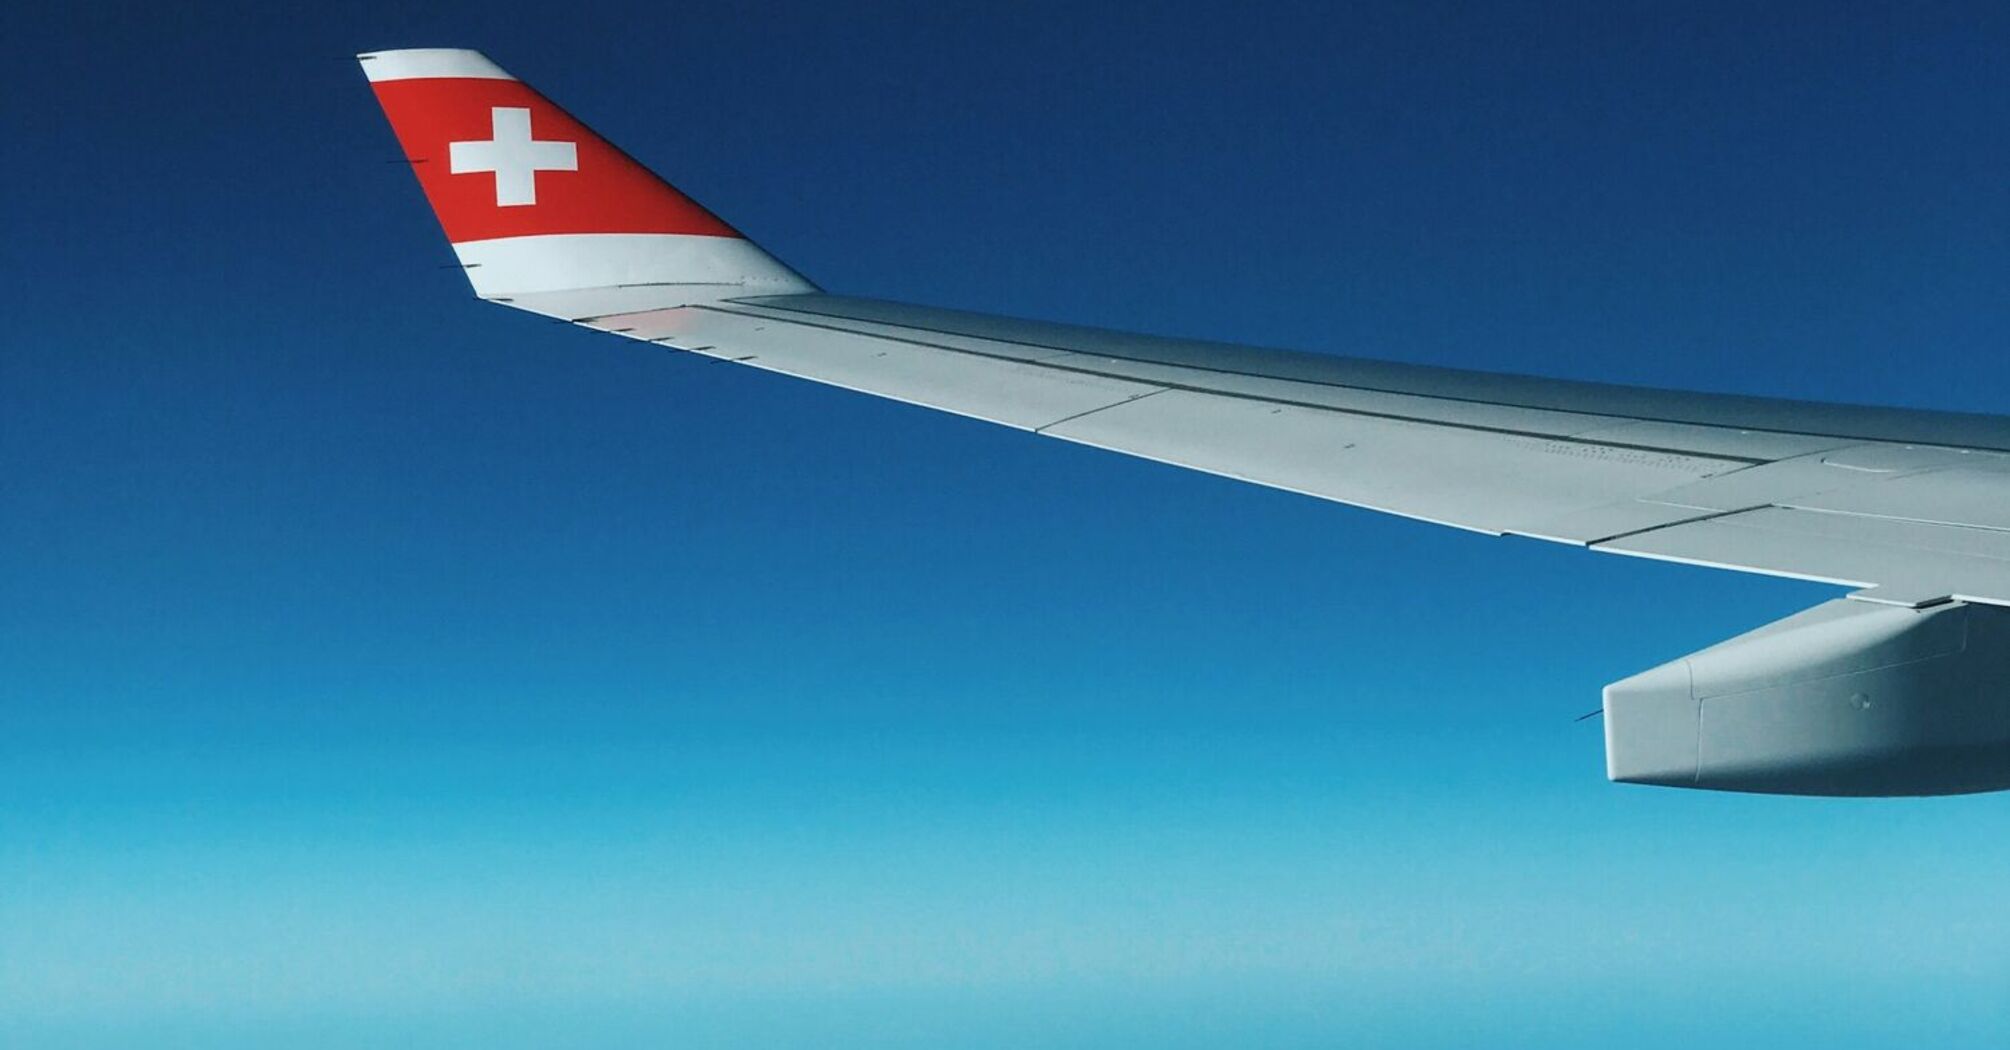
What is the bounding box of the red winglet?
[363,50,739,245]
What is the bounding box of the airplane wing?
[359,49,2010,797]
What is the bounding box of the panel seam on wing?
[723,297,2004,458]
[1032,388,1172,434]
[686,304,1758,467]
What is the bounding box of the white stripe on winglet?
[449,233,815,300]
[358,48,515,83]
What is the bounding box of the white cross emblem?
[448,107,578,207]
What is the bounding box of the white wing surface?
[538,291,2010,611]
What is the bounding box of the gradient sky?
[5,2,2010,1047]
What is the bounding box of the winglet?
[358,48,813,312]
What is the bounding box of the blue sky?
[5,2,2010,1046]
